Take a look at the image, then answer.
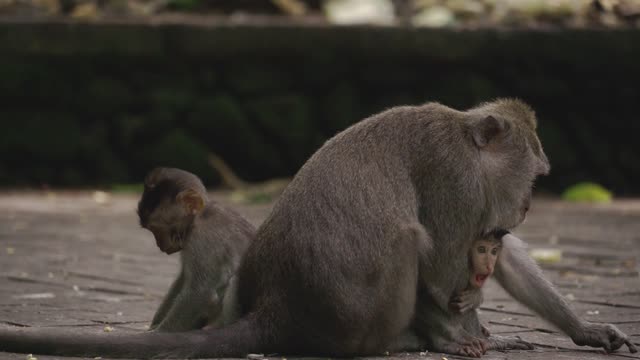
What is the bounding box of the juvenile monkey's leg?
[150,270,185,329]
[496,234,637,353]
[204,275,239,329]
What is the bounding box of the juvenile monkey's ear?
[471,115,509,148]
[176,189,205,215]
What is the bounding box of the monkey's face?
[138,189,199,255]
[468,239,501,289]
[149,228,183,255]
[137,169,207,255]
[142,201,193,255]
[475,113,550,234]
[506,124,549,229]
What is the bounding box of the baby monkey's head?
[468,231,505,289]
[137,167,208,255]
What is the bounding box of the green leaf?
[562,182,612,203]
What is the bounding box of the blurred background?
[0,0,639,199]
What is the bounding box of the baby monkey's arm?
[449,289,483,314]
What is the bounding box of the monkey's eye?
[477,246,486,253]
[491,248,499,255]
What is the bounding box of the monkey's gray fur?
[0,99,635,358]
[138,167,255,331]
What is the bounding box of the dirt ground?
[0,191,639,360]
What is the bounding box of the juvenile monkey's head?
[466,99,550,234]
[137,167,208,254]
[468,234,502,289]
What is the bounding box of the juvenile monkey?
[0,99,636,358]
[138,167,255,332]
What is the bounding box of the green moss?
[167,0,200,11]
[324,83,360,133]
[562,182,613,203]
[226,65,293,94]
[187,94,286,177]
[111,183,144,193]
[537,118,578,172]
[134,130,217,185]
[88,77,132,110]
[245,94,316,167]
[0,112,88,185]
[149,87,195,114]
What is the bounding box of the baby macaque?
[449,234,502,315]
[137,167,255,332]
[448,234,503,337]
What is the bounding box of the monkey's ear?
[176,189,205,215]
[471,115,509,148]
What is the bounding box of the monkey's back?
[237,105,442,353]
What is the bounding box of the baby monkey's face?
[139,198,194,255]
[468,239,502,289]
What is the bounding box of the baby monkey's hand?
[449,290,481,314]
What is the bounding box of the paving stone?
[0,193,639,360]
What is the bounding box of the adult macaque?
[138,167,255,331]
[0,99,636,358]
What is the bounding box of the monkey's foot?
[431,336,487,358]
[486,335,534,351]
[573,322,638,353]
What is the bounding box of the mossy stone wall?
[1,22,639,194]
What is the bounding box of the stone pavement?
[0,192,639,360]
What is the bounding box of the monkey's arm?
[449,289,482,314]
[153,257,234,332]
[150,270,185,329]
[495,234,637,353]
[152,285,217,332]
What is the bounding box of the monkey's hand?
[448,290,481,314]
[572,322,637,353]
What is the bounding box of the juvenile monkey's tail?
[0,315,265,359]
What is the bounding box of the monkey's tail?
[0,315,265,359]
